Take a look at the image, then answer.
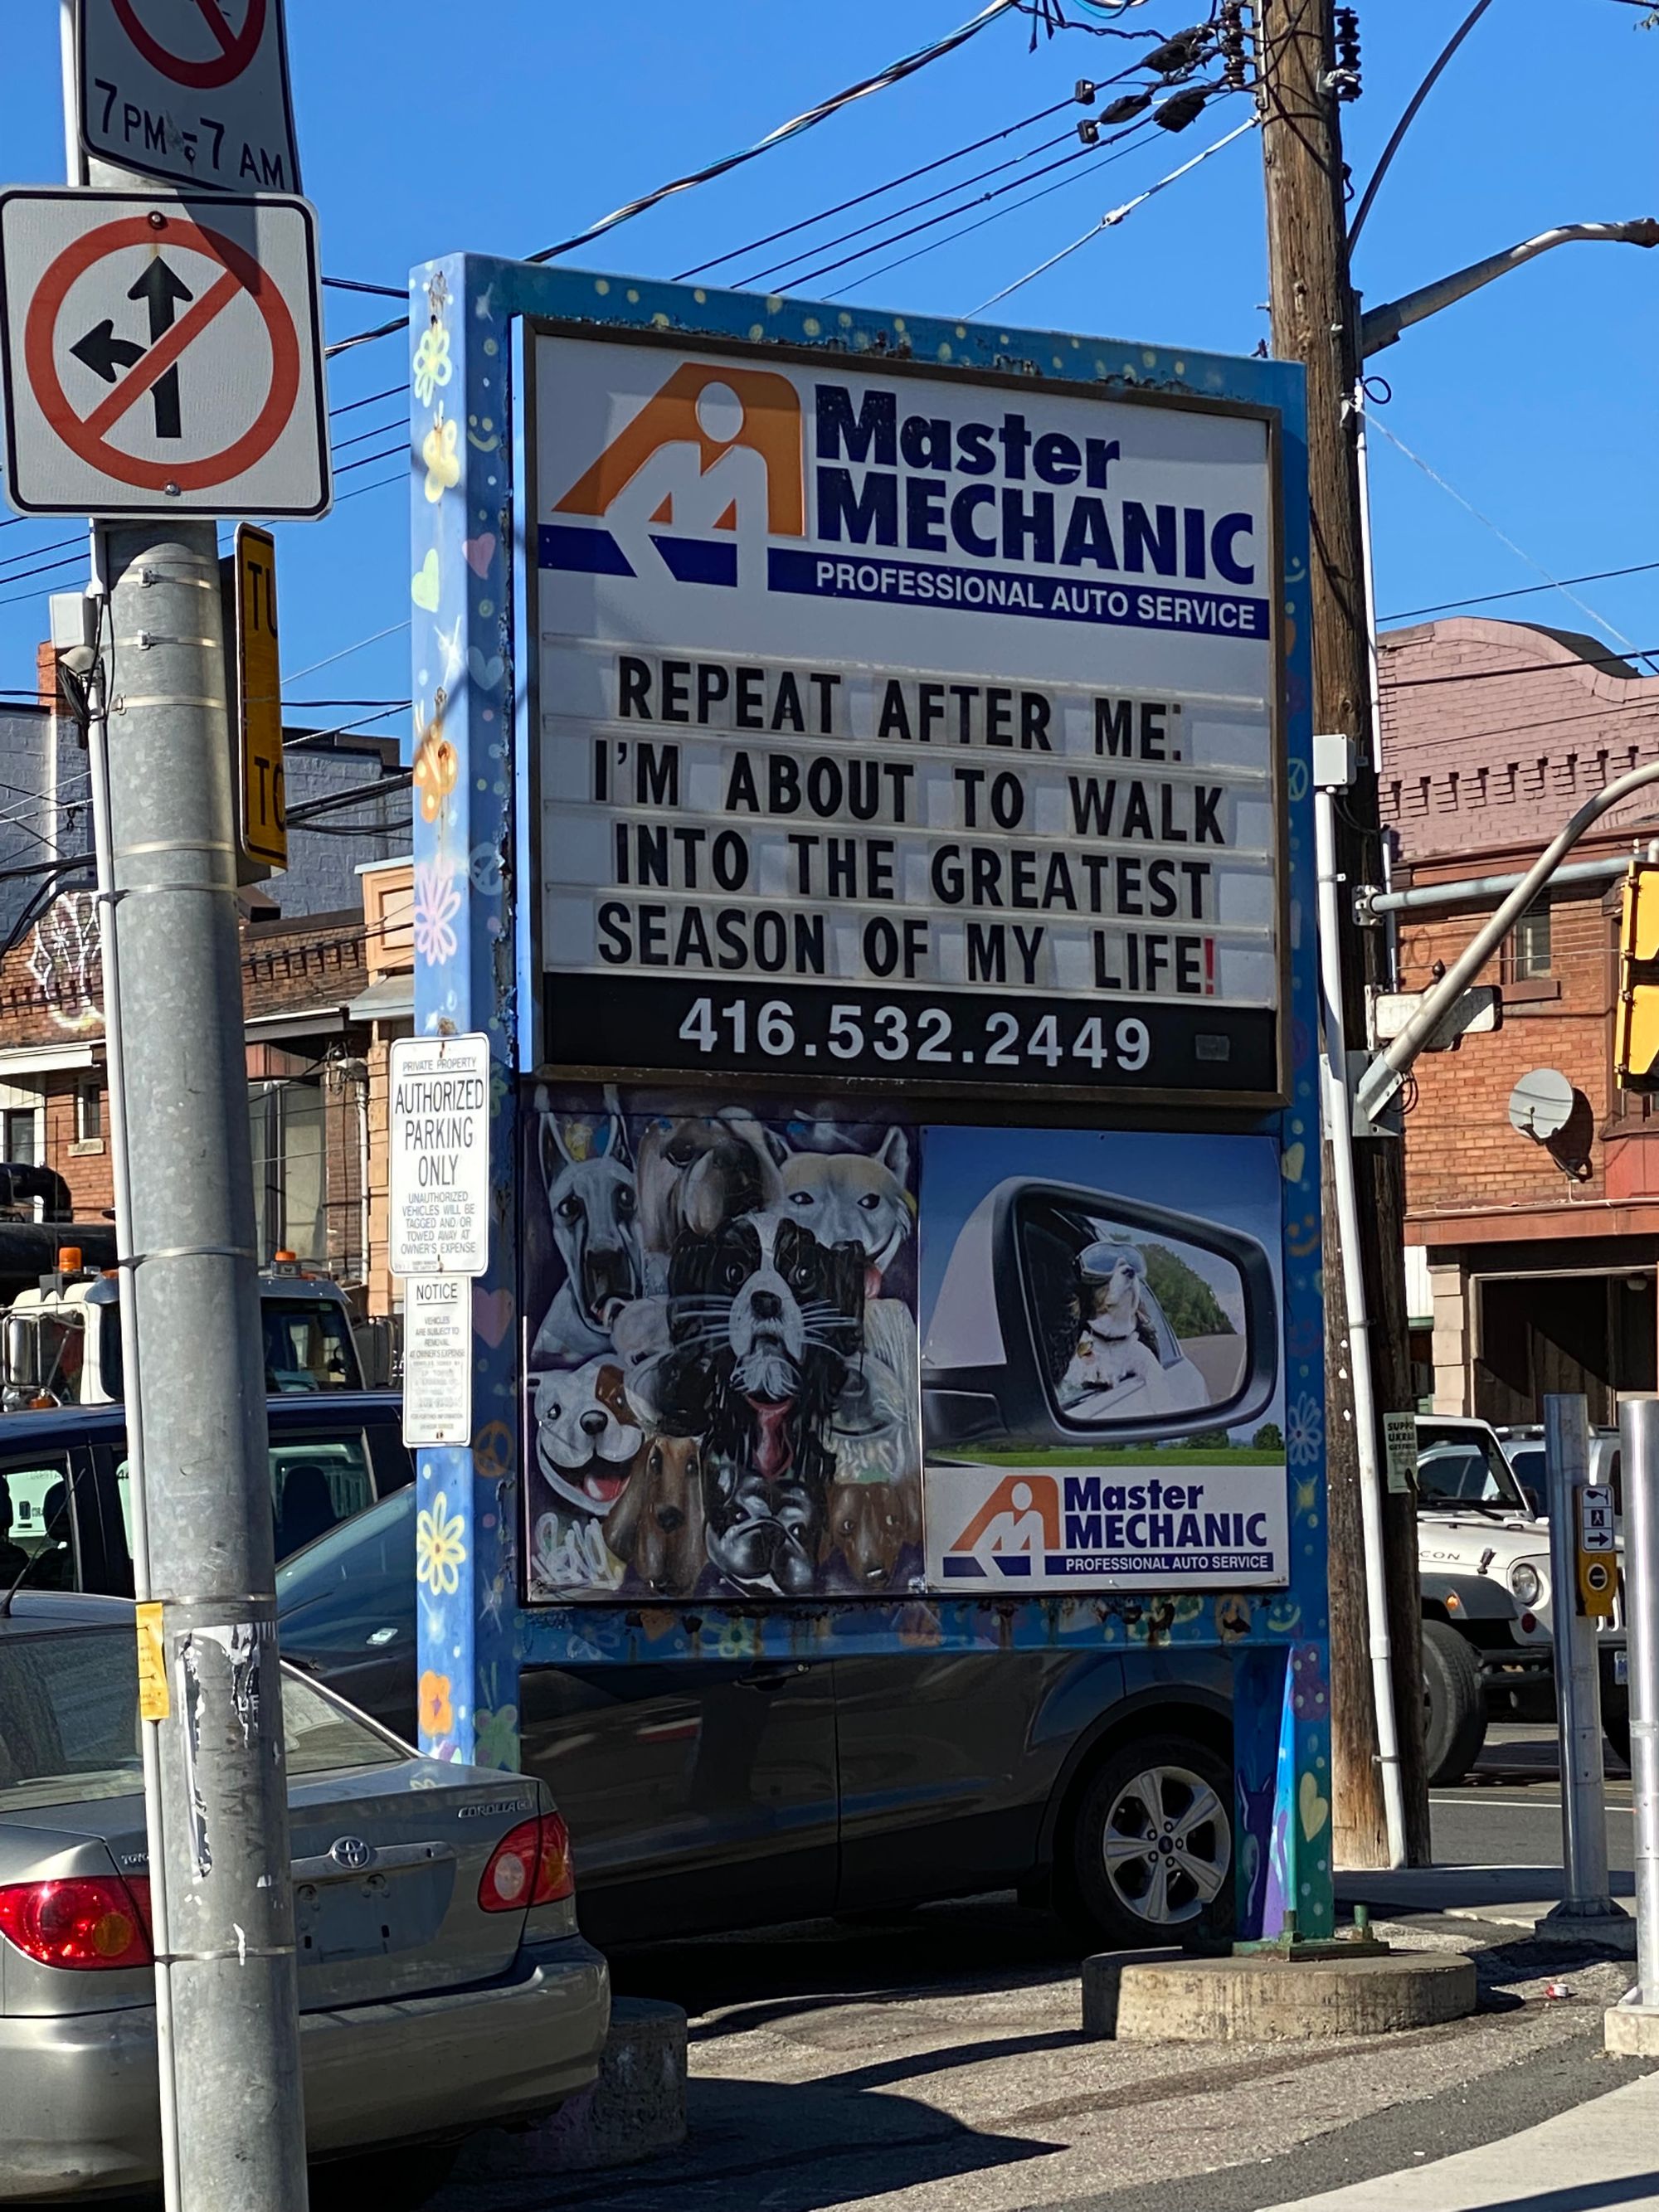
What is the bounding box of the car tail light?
[477,1814,574,1913]
[0,1876,153,1969]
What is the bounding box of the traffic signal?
[1615,859,1659,1091]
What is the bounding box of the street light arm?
[1355,754,1659,1121]
[1360,220,1659,355]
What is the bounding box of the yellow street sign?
[232,523,285,873]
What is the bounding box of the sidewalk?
[436,1882,1657,2212]
[1262,2069,1659,2211]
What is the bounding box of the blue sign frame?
[406,253,1329,1940]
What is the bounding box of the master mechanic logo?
[542,360,805,589]
[941,1474,1061,1581]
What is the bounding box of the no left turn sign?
[0,188,331,518]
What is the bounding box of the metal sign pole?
[1622,1398,1659,2007]
[1538,1392,1628,1944]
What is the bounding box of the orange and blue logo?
[940,1473,1060,1580]
[542,361,805,590]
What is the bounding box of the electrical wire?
[675,96,1082,280]
[324,0,1032,357]
[282,622,411,689]
[967,105,1255,312]
[1381,561,1659,627]
[1370,416,1659,673]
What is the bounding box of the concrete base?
[469,1996,688,2175]
[1605,1995,1659,2056]
[1533,1904,1637,1957]
[1083,1950,1477,2041]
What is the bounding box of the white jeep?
[1414,1414,1627,1784]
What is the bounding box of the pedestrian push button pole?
[1609,1398,1659,2051]
[1537,1393,1634,1952]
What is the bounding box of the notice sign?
[387,1033,491,1277]
[533,334,1282,1101]
[402,1274,472,1447]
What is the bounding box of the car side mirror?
[923,1176,1278,1449]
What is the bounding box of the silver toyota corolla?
[0,1591,610,2203]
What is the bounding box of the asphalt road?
[1433,1719,1635,1882]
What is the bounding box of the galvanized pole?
[1538,1393,1627,1943]
[1622,1398,1659,2005]
[101,517,310,2211]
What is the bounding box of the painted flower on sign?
[412,863,461,966]
[422,411,460,503]
[412,323,452,407]
[416,1491,467,1596]
[418,1670,454,1738]
[474,1704,520,1772]
[1286,1392,1324,1470]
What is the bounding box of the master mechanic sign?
[531,333,1285,1105]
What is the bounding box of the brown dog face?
[824,1477,922,1589]
[635,1111,785,1253]
[604,1433,705,1597]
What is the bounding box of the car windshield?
[0,1625,402,1812]
[262,1299,360,1393]
[1417,1423,1531,1514]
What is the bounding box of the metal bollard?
[1536,1393,1632,1947]
[1623,1398,1659,2005]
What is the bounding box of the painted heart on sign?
[411,551,441,612]
[463,534,498,578]
[474,1286,513,1348]
[469,649,504,692]
[1298,1769,1331,1842]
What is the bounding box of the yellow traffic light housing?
[1616,860,1659,1091]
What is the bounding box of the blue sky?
[2,1,1654,741]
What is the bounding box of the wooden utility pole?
[1258,0,1432,1865]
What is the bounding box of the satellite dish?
[1510,1067,1574,1142]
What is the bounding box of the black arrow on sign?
[71,319,145,384]
[127,258,195,441]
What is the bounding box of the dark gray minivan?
[275,1486,1236,1956]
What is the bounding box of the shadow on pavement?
[437,2075,1060,2212]
[1441,2181,1659,2212]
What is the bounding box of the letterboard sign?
[531,333,1284,1100]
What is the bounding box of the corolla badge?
[329,1835,374,1871]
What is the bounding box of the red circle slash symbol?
[111,0,267,91]
[26,214,300,494]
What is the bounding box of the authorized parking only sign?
[0,188,329,516]
[388,1034,492,1278]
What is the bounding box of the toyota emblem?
[329,1835,374,1871]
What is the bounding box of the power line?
[1369,415,1658,673]
[968,103,1256,313]
[1380,560,1659,626]
[676,95,1082,280]
[324,0,1032,357]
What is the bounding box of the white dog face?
[780,1129,912,1280]
[530,1354,643,1515]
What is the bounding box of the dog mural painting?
[523,1093,922,1602]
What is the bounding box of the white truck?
[2,1247,364,1409]
[1415,1413,1627,1783]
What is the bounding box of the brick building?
[1379,615,1659,1421]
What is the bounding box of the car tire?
[1603,1687,1631,1769]
[1063,1731,1233,1952]
[1423,1619,1486,1786]
[309,2144,460,2212]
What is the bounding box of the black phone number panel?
[545,977,1279,1096]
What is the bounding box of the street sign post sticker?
[402,1274,473,1448]
[387,1034,491,1279]
[0,188,330,518]
[79,0,301,194]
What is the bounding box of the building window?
[75,1080,102,1144]
[1,1106,38,1166]
[248,1078,328,1266]
[1507,898,1552,981]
